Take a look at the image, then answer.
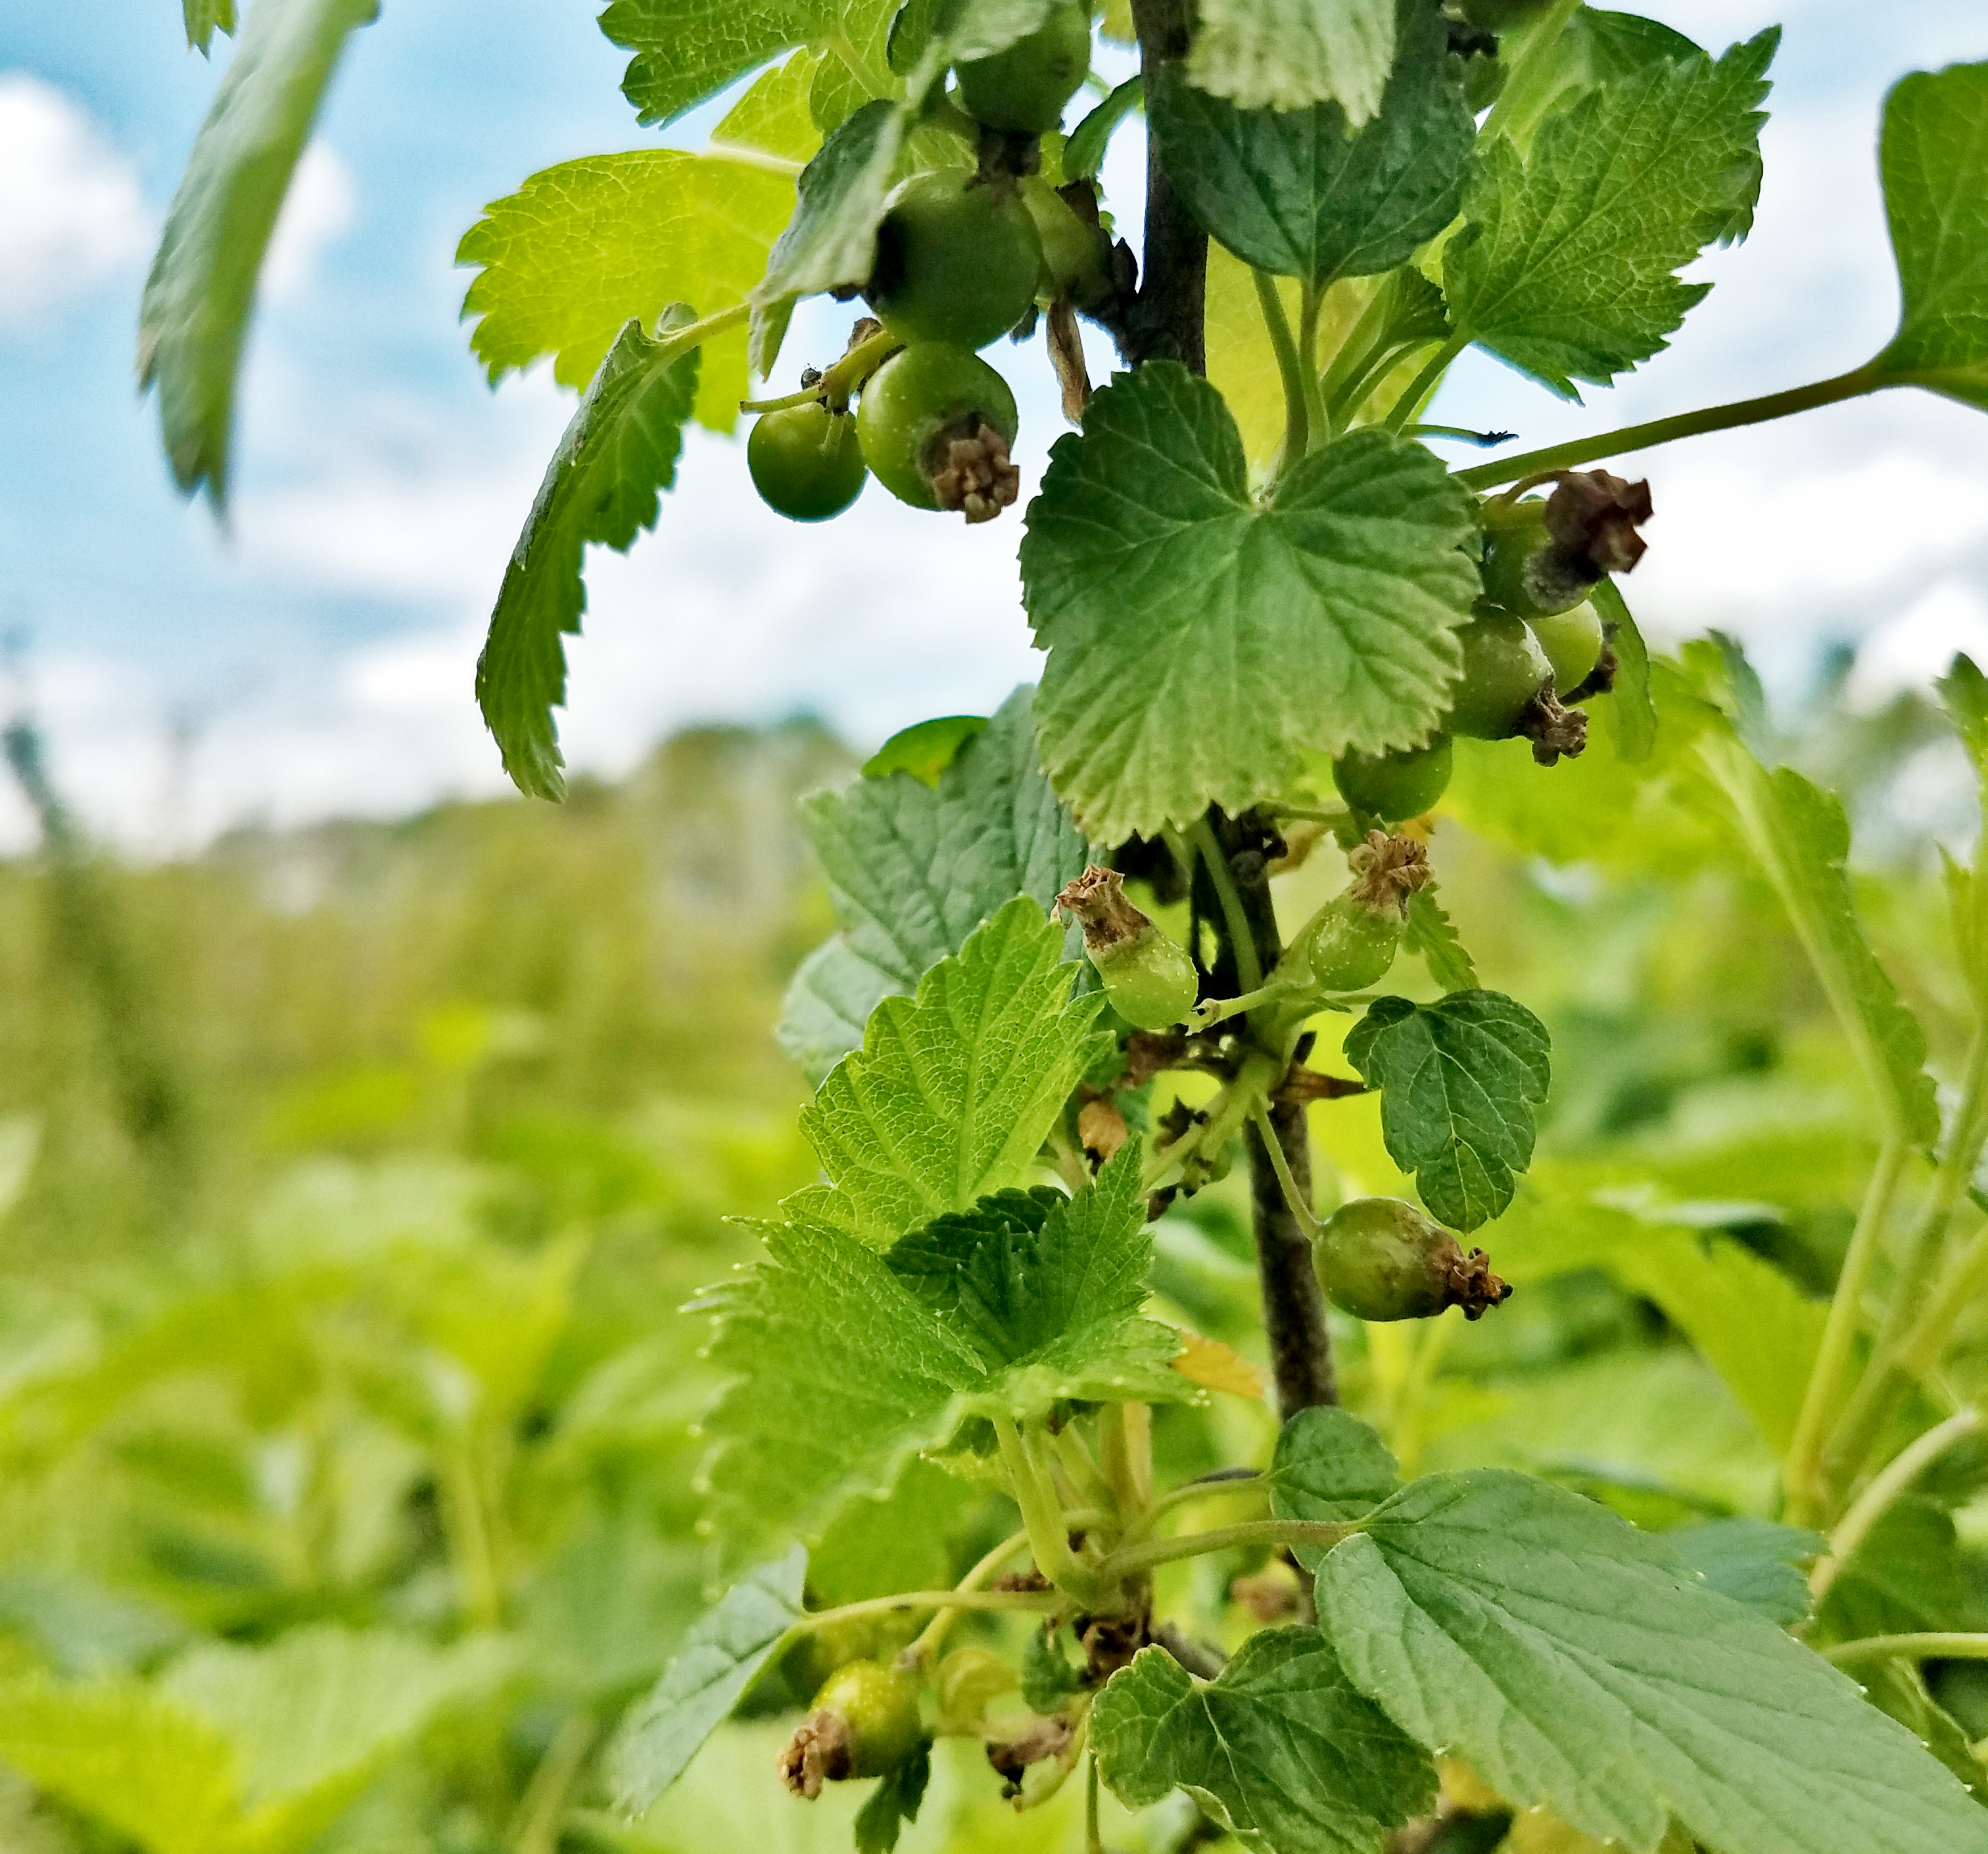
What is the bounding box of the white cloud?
[0,72,151,327]
[262,142,356,303]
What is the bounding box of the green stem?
[1252,267,1310,480]
[1385,332,1468,434]
[1479,0,1582,141]
[1273,801,1354,827]
[1298,283,1328,452]
[901,1527,1035,1666]
[1454,366,1883,492]
[1317,280,1397,417]
[1189,817,1263,993]
[1250,1103,1321,1241]
[1054,1425,1118,1517]
[792,1585,1062,1632]
[1881,1022,1988,1353]
[511,1713,597,1854]
[1102,1517,1354,1580]
[1812,1406,1983,1601]
[1189,982,1290,1030]
[1786,1135,1908,1526]
[1116,1471,1264,1548]
[994,1413,1098,1605]
[654,301,751,372]
[1824,1632,1988,1671]
[1086,1755,1105,1854]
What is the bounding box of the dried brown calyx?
[928,421,1021,523]
[1517,689,1589,766]
[986,1716,1074,1798]
[1076,1094,1129,1166]
[1512,470,1655,611]
[1055,864,1152,957]
[1345,830,1434,916]
[776,1709,852,1799]
[1442,1244,1513,1321]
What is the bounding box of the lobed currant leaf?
[1090,1630,1436,1854]
[1265,1407,1400,1567]
[610,1546,807,1812]
[1873,60,1988,410]
[713,48,826,163]
[1022,364,1478,844]
[1402,888,1477,993]
[1500,10,1709,154]
[183,0,236,54]
[1344,990,1550,1231]
[1317,1471,1988,1854]
[795,897,1108,1243]
[780,688,1091,1084]
[692,1144,1186,1568]
[1665,1519,1821,1628]
[456,152,793,428]
[475,311,701,802]
[1186,0,1395,125]
[1444,30,1776,398]
[1151,0,1472,289]
[137,0,380,506]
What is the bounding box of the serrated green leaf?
[599,0,813,128]
[693,1146,1186,1565]
[1862,1661,1988,1805]
[456,151,792,427]
[1692,733,1939,1148]
[1020,1625,1085,1713]
[1317,1470,1988,1854]
[1022,364,1478,843]
[778,688,1089,1084]
[1502,10,1707,154]
[1592,579,1657,764]
[1665,1519,1821,1627]
[1266,1406,1400,1567]
[1940,654,1988,776]
[861,714,988,786]
[751,99,905,374]
[797,898,1104,1242]
[1343,991,1550,1231]
[184,0,237,54]
[1444,32,1775,398]
[475,312,701,803]
[610,1546,807,1812]
[1402,888,1477,992]
[1091,1631,1436,1854]
[138,0,379,506]
[715,49,828,162]
[1874,62,1988,409]
[853,1743,931,1853]
[1186,0,1395,124]
[1152,1,1471,288]
[1066,76,1143,182]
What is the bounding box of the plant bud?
[1056,865,1198,1030]
[1312,1197,1512,1323]
[1285,833,1432,995]
[777,1659,925,1798]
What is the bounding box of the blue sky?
[1,1,1985,847]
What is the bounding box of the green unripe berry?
[1312,1197,1512,1323]
[779,1658,926,1797]
[935,1645,1016,1726]
[1333,736,1452,824]
[1445,613,1553,741]
[1281,831,1430,997]
[956,3,1093,131]
[866,170,1042,351]
[1525,601,1603,694]
[857,343,1021,521]
[1056,864,1198,1031]
[1479,500,1591,619]
[747,402,867,521]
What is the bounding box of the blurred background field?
[0,657,1982,1851]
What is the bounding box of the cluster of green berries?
[1333,470,1653,825]
[747,5,1107,526]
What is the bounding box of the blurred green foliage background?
[1,666,1984,1852]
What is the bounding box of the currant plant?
[134,0,1988,1849]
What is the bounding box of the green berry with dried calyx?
[857,343,1021,523]
[778,1658,926,1799]
[1477,471,1652,620]
[1055,864,1198,1030]
[1446,612,1588,766]
[1312,1197,1512,1323]
[1333,736,1452,824]
[1283,831,1432,997]
[866,169,1042,352]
